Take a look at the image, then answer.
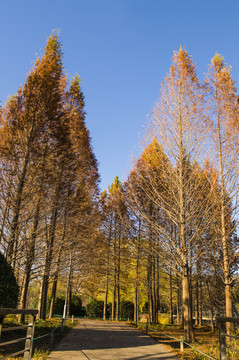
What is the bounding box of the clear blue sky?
[0,0,238,191]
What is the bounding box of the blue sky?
[0,0,239,191]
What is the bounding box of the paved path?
[47,319,178,360]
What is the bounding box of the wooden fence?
[0,308,38,360]
[216,317,239,360]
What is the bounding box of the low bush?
[120,301,134,320]
[85,299,104,318]
[0,252,19,309]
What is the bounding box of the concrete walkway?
[46,319,179,360]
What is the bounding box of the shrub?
[142,301,148,314]
[70,295,82,316]
[0,252,19,308]
[120,301,134,320]
[85,299,104,318]
[51,294,82,316]
[54,295,65,315]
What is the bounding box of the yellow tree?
[206,54,239,333]
[140,48,211,341]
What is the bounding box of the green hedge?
[85,299,104,318]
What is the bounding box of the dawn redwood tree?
[206,54,239,333]
[0,32,101,321]
[100,190,113,320]
[47,75,101,319]
[38,77,100,320]
[130,48,212,341]
[126,140,171,324]
[0,32,65,266]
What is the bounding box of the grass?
[1,315,238,360]
[0,315,78,359]
[132,321,239,360]
[133,322,219,359]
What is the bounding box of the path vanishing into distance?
[47,319,179,360]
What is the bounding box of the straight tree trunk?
[134,219,141,324]
[195,274,199,326]
[179,102,194,342]
[156,255,160,324]
[177,283,181,326]
[147,255,153,324]
[152,256,157,323]
[18,196,41,323]
[182,265,194,342]
[216,95,234,334]
[199,277,202,326]
[210,304,214,333]
[116,229,121,321]
[103,223,112,320]
[112,282,116,320]
[169,269,173,324]
[49,241,64,318]
[67,257,73,317]
[38,201,58,319]
[103,275,109,320]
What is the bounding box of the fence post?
[23,314,36,360]
[72,315,74,323]
[180,337,184,352]
[50,331,54,344]
[0,324,2,340]
[219,320,227,360]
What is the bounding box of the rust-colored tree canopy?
[0,35,238,350]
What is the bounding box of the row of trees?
[96,49,239,342]
[0,35,238,344]
[0,32,102,321]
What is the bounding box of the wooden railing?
[216,317,239,360]
[0,308,38,360]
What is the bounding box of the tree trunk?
[210,304,214,333]
[169,270,173,324]
[199,277,202,326]
[116,230,121,321]
[112,283,116,320]
[195,272,199,326]
[67,287,72,317]
[103,221,112,320]
[147,255,153,324]
[18,196,41,323]
[176,276,181,326]
[48,241,64,318]
[182,266,194,342]
[178,93,194,342]
[49,275,57,319]
[152,257,157,323]
[134,219,141,324]
[156,255,160,324]
[103,277,109,320]
[38,203,58,319]
[216,99,234,334]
